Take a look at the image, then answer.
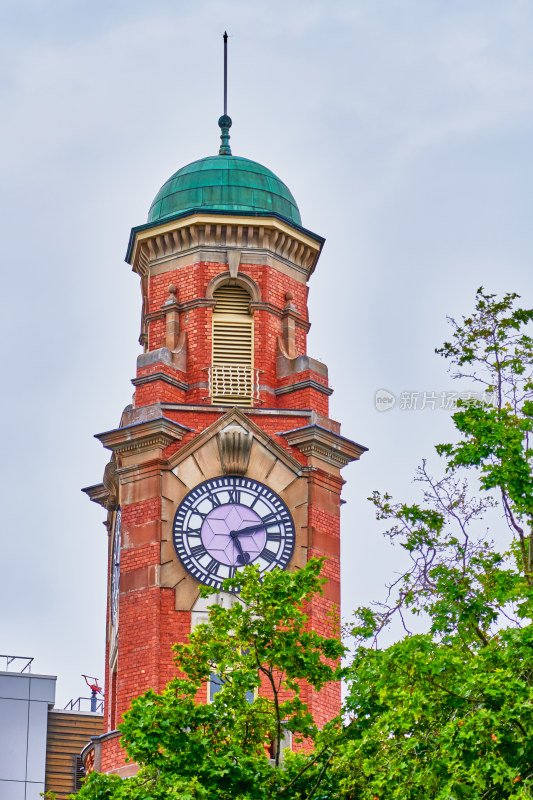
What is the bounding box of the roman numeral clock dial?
[172,476,295,589]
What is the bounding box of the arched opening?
[211,284,255,406]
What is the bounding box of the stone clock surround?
[160,409,309,613]
[87,405,366,612]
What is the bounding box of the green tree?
[71,559,344,800]
[339,289,533,799]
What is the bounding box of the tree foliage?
[71,559,344,800]
[340,289,533,799]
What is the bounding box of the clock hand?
[231,533,251,565]
[229,522,275,537]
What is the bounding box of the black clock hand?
[230,522,279,537]
[231,533,250,565]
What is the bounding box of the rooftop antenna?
[218,31,232,155]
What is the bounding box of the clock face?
[173,476,295,589]
[110,507,121,626]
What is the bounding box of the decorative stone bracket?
[217,423,253,475]
[228,249,241,278]
[82,455,120,510]
[102,459,119,509]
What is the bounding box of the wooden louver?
[213,284,251,314]
[212,285,254,406]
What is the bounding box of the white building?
[0,656,56,800]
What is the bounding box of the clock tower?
[82,115,366,776]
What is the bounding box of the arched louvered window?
[211,284,254,406]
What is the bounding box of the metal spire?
[218,31,232,155]
[223,30,228,116]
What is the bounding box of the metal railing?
[64,696,104,713]
[0,655,33,673]
[204,365,262,405]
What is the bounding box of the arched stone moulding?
[206,271,262,303]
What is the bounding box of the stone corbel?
[102,458,119,509]
[217,423,253,475]
[227,249,241,279]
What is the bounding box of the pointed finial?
[219,31,232,155]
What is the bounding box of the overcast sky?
[1,0,533,706]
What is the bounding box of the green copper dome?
[147,155,301,227]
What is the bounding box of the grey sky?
[1,0,532,706]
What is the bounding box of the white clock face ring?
[172,476,295,589]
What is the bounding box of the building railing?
[64,696,104,713]
[0,654,33,673]
[204,365,262,405]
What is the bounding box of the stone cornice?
[144,309,166,322]
[131,372,188,392]
[249,301,311,330]
[275,379,333,397]
[145,299,217,321]
[126,213,323,281]
[95,417,192,455]
[161,403,314,417]
[81,482,110,508]
[178,298,217,313]
[280,425,368,468]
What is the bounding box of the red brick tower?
[82,115,366,776]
